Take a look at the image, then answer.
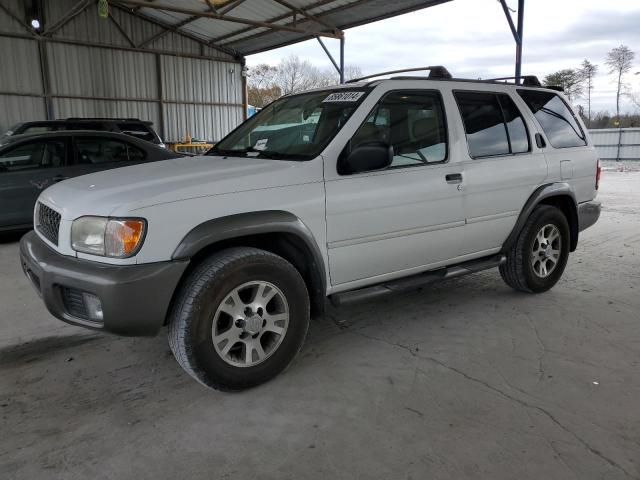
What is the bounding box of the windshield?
[210,88,370,160]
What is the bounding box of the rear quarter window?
[517,90,586,149]
[117,123,157,143]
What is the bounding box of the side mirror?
[339,142,393,175]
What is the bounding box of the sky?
[248,0,640,114]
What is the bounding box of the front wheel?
[168,247,310,391]
[500,205,570,293]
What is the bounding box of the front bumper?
[20,231,189,336]
[578,200,601,232]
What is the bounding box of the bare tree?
[247,56,365,105]
[606,45,635,121]
[247,64,281,107]
[543,69,583,102]
[275,55,323,95]
[579,59,598,127]
[343,65,363,82]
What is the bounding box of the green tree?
[543,69,583,102]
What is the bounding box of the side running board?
[329,254,505,307]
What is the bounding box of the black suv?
[1,118,165,147]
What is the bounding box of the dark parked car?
[1,117,165,147]
[0,131,180,232]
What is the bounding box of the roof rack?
[64,117,145,122]
[346,66,452,83]
[486,75,542,87]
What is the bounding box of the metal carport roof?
[115,0,452,56]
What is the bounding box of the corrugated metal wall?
[0,2,244,142]
[590,129,640,161]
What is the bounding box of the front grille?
[36,203,61,245]
[61,287,89,320]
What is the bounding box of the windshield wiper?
[208,147,305,160]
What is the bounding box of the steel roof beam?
[499,0,525,82]
[115,0,342,39]
[220,0,443,51]
[138,15,200,48]
[112,3,241,58]
[210,0,339,44]
[109,12,137,48]
[43,0,92,37]
[218,0,249,15]
[0,3,35,36]
[271,0,339,34]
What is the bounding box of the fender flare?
[503,183,579,252]
[171,210,327,293]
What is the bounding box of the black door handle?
[445,173,463,184]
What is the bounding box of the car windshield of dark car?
[209,89,370,160]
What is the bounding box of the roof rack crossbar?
[486,75,541,87]
[346,66,452,83]
[64,117,144,122]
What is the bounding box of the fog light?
[82,293,103,321]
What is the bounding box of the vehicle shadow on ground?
[0,230,29,244]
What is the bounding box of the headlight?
[71,217,146,258]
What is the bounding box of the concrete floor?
[1,172,639,480]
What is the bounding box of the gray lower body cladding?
[578,200,601,232]
[20,231,188,336]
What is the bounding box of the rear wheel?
[500,205,570,293]
[168,247,310,391]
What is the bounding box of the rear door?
[71,136,150,174]
[452,90,548,255]
[0,138,70,228]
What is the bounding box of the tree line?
[543,45,637,128]
[249,46,638,129]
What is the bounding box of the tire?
[500,205,570,293]
[168,247,310,391]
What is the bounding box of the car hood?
[39,154,323,219]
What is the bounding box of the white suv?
[20,67,601,391]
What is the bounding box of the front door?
[0,137,70,228]
[324,90,465,288]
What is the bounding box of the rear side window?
[75,137,146,164]
[454,91,530,158]
[518,90,586,148]
[117,122,157,143]
[0,139,66,172]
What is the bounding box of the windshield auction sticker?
[254,139,268,151]
[323,91,365,102]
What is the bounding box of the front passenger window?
[350,91,448,168]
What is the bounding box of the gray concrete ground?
[1,172,639,480]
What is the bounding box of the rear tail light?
[596,159,602,190]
